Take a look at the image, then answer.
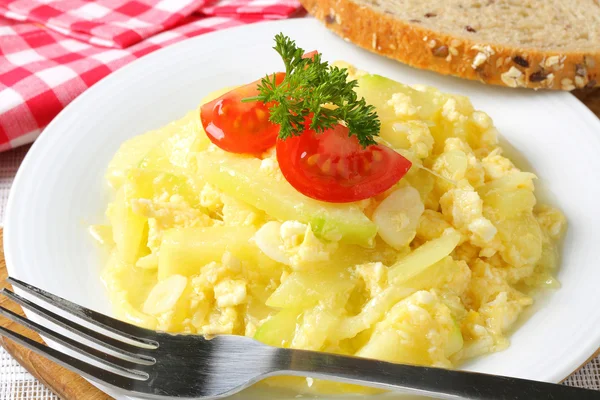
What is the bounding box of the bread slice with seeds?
[300,0,600,90]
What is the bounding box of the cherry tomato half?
[200,73,285,154]
[276,124,412,203]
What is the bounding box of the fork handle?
[274,349,600,399]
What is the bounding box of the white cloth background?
[0,145,597,398]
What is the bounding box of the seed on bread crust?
[545,73,555,87]
[501,66,524,87]
[433,45,449,57]
[561,78,575,91]
[529,70,548,82]
[545,56,560,68]
[472,53,487,69]
[513,56,529,68]
[471,45,495,69]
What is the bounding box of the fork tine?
[0,326,146,391]
[2,289,155,364]
[0,306,148,376]
[7,277,156,346]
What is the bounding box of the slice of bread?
[300,0,600,90]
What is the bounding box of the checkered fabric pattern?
[0,0,302,153]
[203,0,301,17]
[0,0,208,48]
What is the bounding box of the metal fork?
[0,278,597,400]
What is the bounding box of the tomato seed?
[255,108,266,121]
[320,159,332,174]
[372,150,383,162]
[306,154,320,166]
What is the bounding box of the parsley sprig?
[242,34,380,147]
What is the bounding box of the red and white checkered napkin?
[0,0,302,152]
[203,0,301,18]
[0,0,208,48]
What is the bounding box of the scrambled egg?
[252,220,338,271]
[95,66,566,395]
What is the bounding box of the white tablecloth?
[0,145,597,398]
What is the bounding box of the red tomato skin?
[276,125,412,203]
[302,50,318,60]
[200,73,285,154]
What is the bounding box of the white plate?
[5,18,600,399]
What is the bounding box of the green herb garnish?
[242,34,380,147]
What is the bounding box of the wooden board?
[1,89,599,399]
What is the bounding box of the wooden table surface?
[0,89,599,400]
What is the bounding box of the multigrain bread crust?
[301,0,600,90]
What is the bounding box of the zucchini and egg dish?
[93,66,565,393]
